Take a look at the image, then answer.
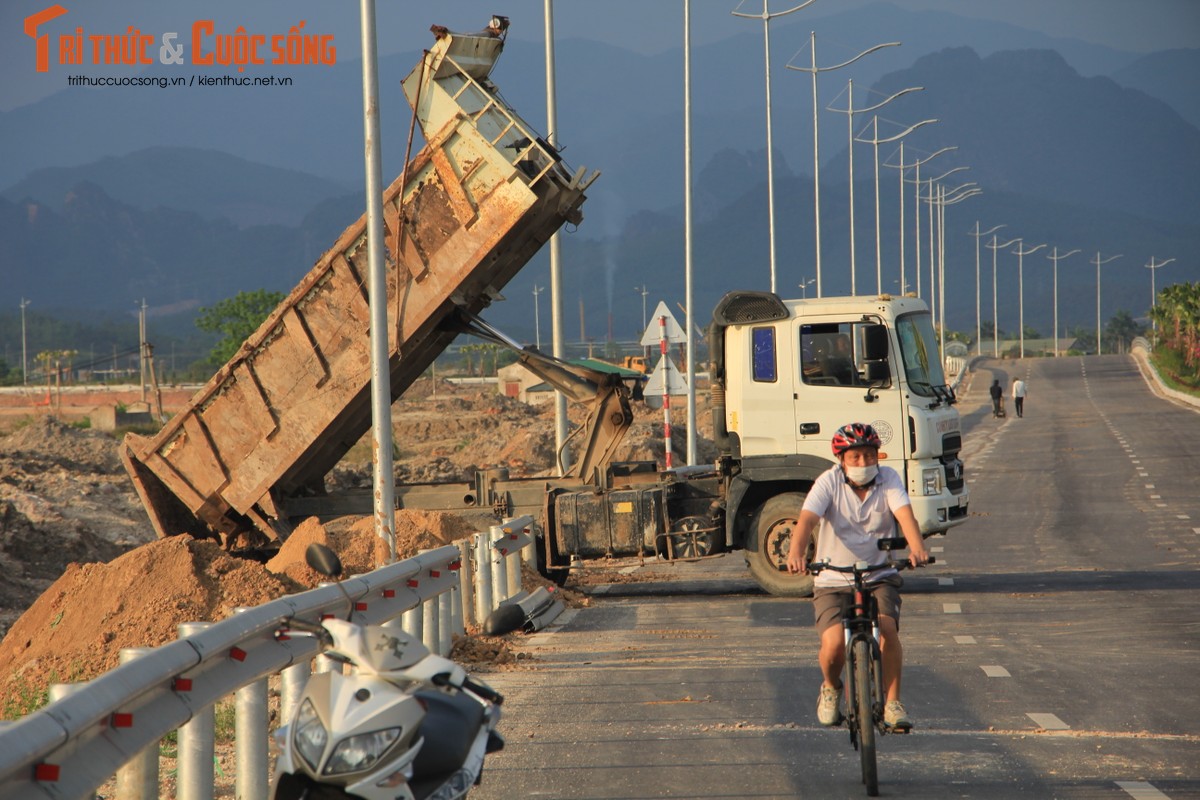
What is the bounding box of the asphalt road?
[471,355,1200,800]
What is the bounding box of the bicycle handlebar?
[807,556,936,575]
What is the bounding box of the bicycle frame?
[842,577,886,747]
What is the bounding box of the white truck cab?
[710,291,968,594]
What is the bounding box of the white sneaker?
[817,684,843,726]
[884,700,912,732]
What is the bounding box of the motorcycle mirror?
[306,543,344,578]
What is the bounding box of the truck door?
[793,320,904,460]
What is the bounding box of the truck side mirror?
[864,361,890,383]
[862,324,889,361]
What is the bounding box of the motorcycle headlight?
[293,699,328,771]
[324,727,403,776]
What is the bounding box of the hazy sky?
[3,0,1197,112]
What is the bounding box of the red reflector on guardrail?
[407,579,419,588]
[34,763,60,781]
[355,602,368,611]
[173,678,193,692]
[112,712,133,728]
[383,589,396,598]
[229,647,247,662]
[430,570,441,578]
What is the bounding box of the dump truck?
[123,21,969,597]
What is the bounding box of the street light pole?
[1046,247,1080,357]
[1145,256,1176,334]
[799,277,815,298]
[733,0,817,294]
[19,298,30,385]
[1011,240,1046,358]
[898,146,957,299]
[1093,252,1122,354]
[787,37,899,298]
[987,237,1019,357]
[532,285,544,349]
[856,115,937,294]
[968,223,1005,356]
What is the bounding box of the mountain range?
[1,2,1197,363]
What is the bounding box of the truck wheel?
[746,492,815,597]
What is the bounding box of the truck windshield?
[895,313,948,397]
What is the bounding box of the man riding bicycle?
[786,422,930,731]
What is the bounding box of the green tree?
[195,289,285,366]
[1104,309,1142,354]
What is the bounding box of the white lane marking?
[981,665,1011,677]
[954,635,976,644]
[938,577,955,587]
[1150,495,1161,499]
[931,546,945,553]
[1178,514,1191,520]
[1146,484,1155,489]
[1116,781,1171,799]
[1026,712,1070,730]
[1193,528,1200,535]
[943,603,962,614]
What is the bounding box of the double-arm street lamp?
[968,223,1005,356]
[1046,247,1080,357]
[857,116,937,294]
[733,0,818,293]
[1093,252,1122,354]
[829,83,924,294]
[894,146,957,298]
[787,36,899,297]
[1011,240,1047,358]
[987,237,1020,357]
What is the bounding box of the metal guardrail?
[0,517,544,800]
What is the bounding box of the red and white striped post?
[660,315,673,469]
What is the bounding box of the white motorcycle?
[270,544,505,800]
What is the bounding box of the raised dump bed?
[123,23,597,547]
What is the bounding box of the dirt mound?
[1,416,122,473]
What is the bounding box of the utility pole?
[137,298,148,403]
[545,0,570,473]
[968,223,1005,355]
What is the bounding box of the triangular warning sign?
[643,354,689,398]
[640,302,688,346]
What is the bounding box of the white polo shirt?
[802,463,911,588]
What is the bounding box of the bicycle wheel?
[852,638,878,796]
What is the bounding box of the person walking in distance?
[988,379,1004,417]
[1012,377,1027,418]
[786,422,930,731]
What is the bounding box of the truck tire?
[746,492,815,597]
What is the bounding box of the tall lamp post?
[1046,247,1080,357]
[928,184,980,355]
[1011,240,1046,358]
[829,83,923,294]
[1145,256,1176,334]
[857,115,937,294]
[19,298,30,385]
[799,277,815,298]
[968,224,1005,355]
[732,0,818,293]
[896,146,956,298]
[987,236,1019,357]
[787,37,899,297]
[1093,252,1121,354]
[532,285,545,348]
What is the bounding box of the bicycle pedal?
[885,722,913,734]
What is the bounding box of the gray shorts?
[813,574,903,634]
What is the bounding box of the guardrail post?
[233,608,269,800]
[473,531,493,622]
[438,591,453,656]
[402,605,423,642]
[177,621,215,800]
[116,647,158,800]
[280,661,311,726]
[46,683,96,800]
[456,539,475,630]
[489,525,509,606]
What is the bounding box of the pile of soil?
[0,383,714,715]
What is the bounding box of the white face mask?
[844,464,878,486]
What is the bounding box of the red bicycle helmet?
[831,422,881,456]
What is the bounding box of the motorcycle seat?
[411,689,486,780]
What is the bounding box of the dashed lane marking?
[981,665,1011,677]
[938,578,954,587]
[1116,781,1171,800]
[943,603,962,614]
[953,635,976,644]
[1026,712,1070,730]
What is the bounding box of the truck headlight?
[325,728,403,775]
[922,467,942,496]
[293,699,328,771]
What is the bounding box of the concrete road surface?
[471,355,1200,799]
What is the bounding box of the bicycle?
[807,537,934,797]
